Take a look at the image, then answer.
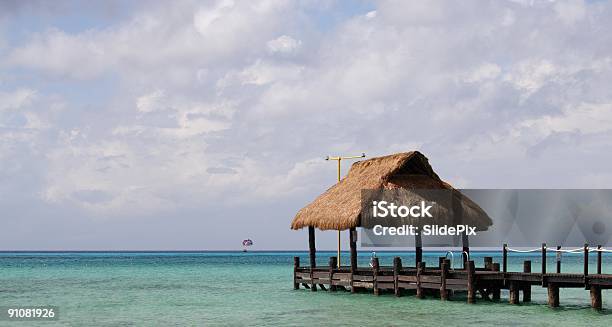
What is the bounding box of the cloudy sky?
[1,0,612,250]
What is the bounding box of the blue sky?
[1,0,612,250]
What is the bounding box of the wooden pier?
[293,244,611,310]
[290,153,612,310]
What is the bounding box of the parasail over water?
[242,239,253,252]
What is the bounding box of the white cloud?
[266,35,301,54]
[6,29,112,79]
[504,59,556,94]
[193,0,236,33]
[218,60,304,87]
[519,103,612,135]
[4,0,299,81]
[554,0,586,25]
[136,90,166,113]
[365,10,377,20]
[0,88,36,111]
[464,63,502,83]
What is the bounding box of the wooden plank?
[331,280,351,286]
[478,274,504,281]
[333,273,351,279]
[448,272,468,279]
[296,272,310,278]
[588,278,612,286]
[446,278,468,285]
[421,282,441,289]
[378,282,395,290]
[398,275,417,282]
[545,275,585,284]
[420,275,440,283]
[313,272,329,278]
[506,273,541,282]
[353,275,374,282]
[377,276,394,282]
[353,282,373,288]
[398,282,418,289]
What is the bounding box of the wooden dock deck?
[293,251,612,309]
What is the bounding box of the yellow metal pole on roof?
[326,153,366,268]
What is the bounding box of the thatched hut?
[291,151,491,269]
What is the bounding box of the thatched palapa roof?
[290,151,492,231]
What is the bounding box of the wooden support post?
[440,259,449,300]
[509,282,519,304]
[556,246,561,273]
[415,248,423,267]
[590,286,602,310]
[349,227,358,271]
[349,227,357,293]
[416,261,425,299]
[415,231,423,266]
[393,257,402,297]
[484,257,493,270]
[523,260,531,302]
[502,243,508,273]
[308,226,316,268]
[597,245,602,275]
[329,256,337,292]
[492,262,500,301]
[584,243,589,276]
[541,243,547,275]
[372,257,380,296]
[309,275,317,291]
[293,257,300,290]
[439,257,445,269]
[467,260,475,304]
[462,233,470,268]
[547,283,559,308]
[308,226,317,292]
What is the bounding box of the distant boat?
[242,239,253,252]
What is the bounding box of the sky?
[1,0,612,250]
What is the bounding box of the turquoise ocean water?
[0,251,610,326]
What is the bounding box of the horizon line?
[0,249,508,253]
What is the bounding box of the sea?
[0,251,610,326]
